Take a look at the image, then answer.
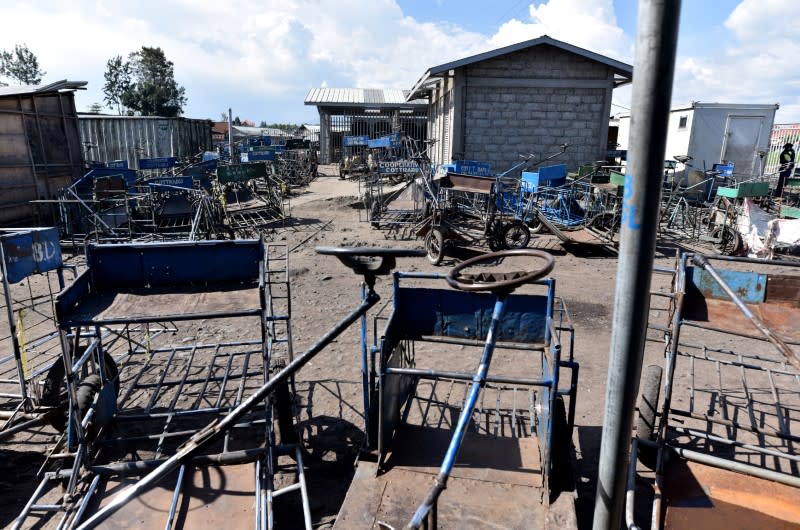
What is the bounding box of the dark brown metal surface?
[93,463,257,528]
[445,172,495,194]
[684,298,800,342]
[663,459,800,530]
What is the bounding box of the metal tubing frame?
[77,291,379,529]
[407,292,509,528]
[593,1,682,528]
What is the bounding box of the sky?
[1,0,798,125]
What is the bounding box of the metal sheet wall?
[78,116,213,169]
[0,91,83,224]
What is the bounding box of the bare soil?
[1,165,684,529]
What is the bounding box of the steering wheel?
[446,249,555,292]
[315,246,425,277]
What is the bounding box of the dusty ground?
[0,165,689,529]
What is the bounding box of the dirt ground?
[1,165,685,529]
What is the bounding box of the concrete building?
[304,89,428,164]
[407,35,632,172]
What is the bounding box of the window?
[678,115,688,129]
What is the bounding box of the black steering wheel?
[446,249,555,292]
[315,246,425,277]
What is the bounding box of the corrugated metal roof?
[0,79,87,97]
[304,87,427,107]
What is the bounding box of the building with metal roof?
[409,35,633,171]
[304,88,429,163]
[0,80,87,224]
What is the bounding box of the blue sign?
[343,135,369,147]
[147,176,195,189]
[202,151,220,162]
[249,152,275,161]
[448,160,492,177]
[139,157,178,170]
[378,160,419,174]
[107,160,129,169]
[1,228,62,284]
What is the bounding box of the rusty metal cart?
[627,253,800,529]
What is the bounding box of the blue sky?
[1,0,796,124]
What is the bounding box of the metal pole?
[592,2,682,529]
[228,108,233,163]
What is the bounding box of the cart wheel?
[501,222,531,249]
[41,353,120,432]
[528,216,545,234]
[591,213,620,240]
[425,229,445,266]
[710,226,742,256]
[636,364,662,470]
[488,237,503,252]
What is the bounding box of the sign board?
[249,152,275,161]
[378,160,419,174]
[191,159,218,171]
[217,163,268,183]
[85,168,138,187]
[202,151,220,162]
[147,176,195,189]
[452,160,492,177]
[343,135,369,147]
[240,152,249,163]
[0,228,62,284]
[107,160,129,169]
[250,145,275,153]
[139,157,178,170]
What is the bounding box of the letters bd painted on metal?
[107,160,129,169]
[343,135,369,147]
[147,176,195,189]
[378,160,419,174]
[0,228,62,284]
[139,157,178,170]
[217,163,268,184]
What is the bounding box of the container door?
[722,115,764,178]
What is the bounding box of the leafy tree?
[233,116,242,126]
[103,55,132,115]
[259,120,268,128]
[87,102,103,114]
[220,112,229,122]
[0,44,46,85]
[104,46,187,117]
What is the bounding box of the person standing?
[776,142,795,198]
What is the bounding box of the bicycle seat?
[673,155,692,164]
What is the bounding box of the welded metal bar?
[77,292,377,529]
[670,425,800,464]
[625,438,640,530]
[385,366,551,387]
[593,1,682,528]
[408,293,508,528]
[146,347,179,413]
[417,334,545,351]
[11,475,51,530]
[295,445,313,530]
[0,244,29,407]
[164,464,186,530]
[192,343,223,409]
[668,445,800,489]
[692,254,800,370]
[72,474,102,528]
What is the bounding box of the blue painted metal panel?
[147,176,195,189]
[343,135,369,147]
[202,151,220,162]
[377,160,418,174]
[394,287,549,343]
[451,160,492,177]
[86,240,263,290]
[1,228,62,283]
[687,266,766,304]
[248,152,275,161]
[107,160,129,169]
[139,157,178,170]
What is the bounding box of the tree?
[104,46,187,117]
[87,102,103,114]
[103,55,132,115]
[233,116,242,126]
[220,112,229,122]
[259,120,268,128]
[0,44,45,85]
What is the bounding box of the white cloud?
[673,0,800,122]
[0,0,630,121]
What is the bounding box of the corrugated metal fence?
[78,115,213,169]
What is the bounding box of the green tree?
[233,116,242,126]
[87,102,103,114]
[103,55,132,115]
[0,44,46,85]
[259,120,268,128]
[119,46,187,117]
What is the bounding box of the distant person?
[776,142,795,198]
